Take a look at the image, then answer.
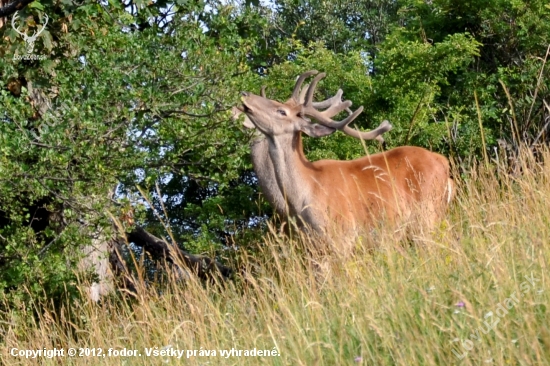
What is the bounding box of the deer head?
[239,70,392,141]
[12,11,49,54]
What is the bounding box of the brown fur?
[278,133,453,233]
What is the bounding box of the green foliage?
[394,0,550,158]
[373,31,482,152]
[0,0,272,306]
[273,0,398,54]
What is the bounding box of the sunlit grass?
[2,147,550,365]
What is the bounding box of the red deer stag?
[238,70,454,237]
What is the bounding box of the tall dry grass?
[1,147,550,365]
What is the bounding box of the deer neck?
[249,136,287,217]
[265,132,321,230]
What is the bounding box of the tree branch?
[0,0,35,17]
[126,226,233,280]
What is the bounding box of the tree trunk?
[0,0,7,28]
[125,226,233,280]
[79,231,116,301]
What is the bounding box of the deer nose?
[241,92,249,97]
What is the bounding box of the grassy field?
[2,149,550,365]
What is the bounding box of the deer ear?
[300,123,336,138]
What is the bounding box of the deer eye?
[277,109,287,116]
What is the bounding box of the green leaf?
[40,30,53,51]
[28,1,45,10]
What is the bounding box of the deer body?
[260,131,452,233]
[239,71,453,236]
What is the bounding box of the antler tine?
[301,87,349,112]
[311,89,344,109]
[293,70,392,141]
[328,106,364,129]
[310,104,391,142]
[260,85,266,98]
[291,70,318,102]
[298,83,309,104]
[317,92,352,118]
[303,102,362,129]
[303,72,326,107]
[301,85,392,141]
[342,120,392,142]
[301,75,360,129]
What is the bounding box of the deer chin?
[241,103,253,114]
[240,103,261,129]
[231,105,256,130]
